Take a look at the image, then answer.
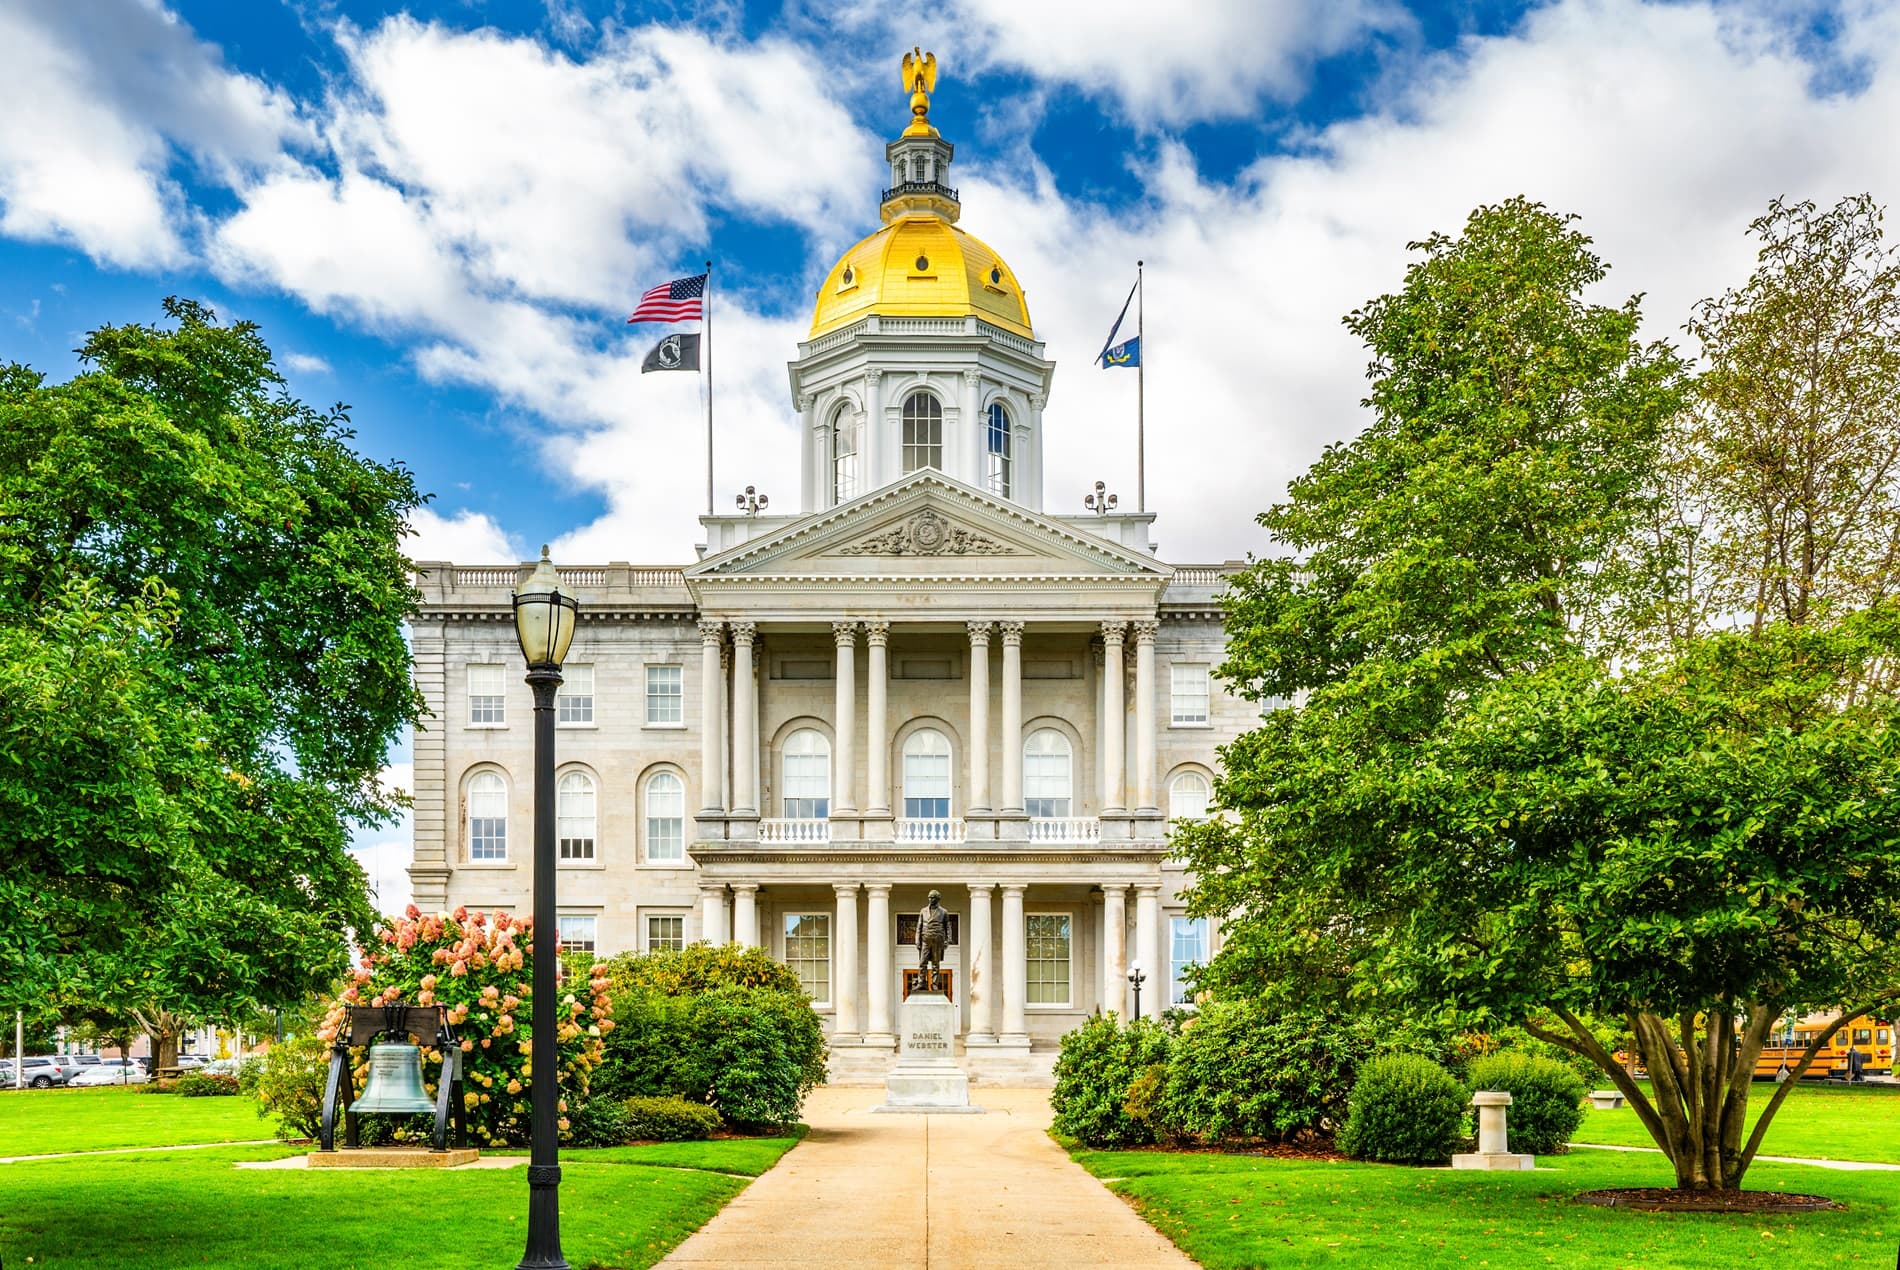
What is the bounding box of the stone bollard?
[1452,1090,1534,1170]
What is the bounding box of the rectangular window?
[1170,663,1210,725]
[557,664,594,724]
[468,664,505,725]
[1170,917,1210,1005]
[784,913,831,1003]
[646,774,685,862]
[646,915,685,953]
[646,664,683,724]
[782,751,831,820]
[557,776,595,861]
[1026,913,1071,1006]
[557,914,597,954]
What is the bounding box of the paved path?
[1570,1142,1900,1172]
[0,1139,279,1164]
[659,1087,1194,1269]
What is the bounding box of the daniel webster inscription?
[875,884,981,1113]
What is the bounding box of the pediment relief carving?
[832,510,1017,557]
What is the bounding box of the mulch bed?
[1120,1140,1351,1162]
[1574,1187,1844,1213]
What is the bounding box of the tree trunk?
[152,1028,179,1072]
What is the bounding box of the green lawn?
[1072,1145,1899,1268]
[1575,1081,1900,1164]
[0,1086,270,1156]
[0,1136,803,1269]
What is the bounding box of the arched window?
[782,729,831,819]
[1023,729,1072,818]
[467,771,507,861]
[645,771,685,862]
[902,728,951,818]
[831,405,858,504]
[557,771,596,860]
[985,401,1012,497]
[902,391,942,473]
[1169,771,1211,822]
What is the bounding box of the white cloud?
[0,0,307,267]
[281,351,332,374]
[407,507,517,563]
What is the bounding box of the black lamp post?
[1127,960,1147,1021]
[512,546,578,1270]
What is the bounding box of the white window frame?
[902,728,952,819]
[557,770,596,862]
[783,912,832,1006]
[1168,771,1212,822]
[1025,912,1072,1008]
[901,391,943,473]
[831,404,858,505]
[557,913,597,955]
[557,664,594,726]
[645,913,686,953]
[644,770,686,864]
[645,664,684,726]
[984,401,1012,497]
[1170,663,1211,726]
[1170,916,1210,1006]
[467,664,506,727]
[1023,729,1072,819]
[781,728,832,820]
[466,771,508,862]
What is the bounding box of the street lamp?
[1127,960,1147,1021]
[512,546,578,1270]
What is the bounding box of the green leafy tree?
[0,299,422,1029]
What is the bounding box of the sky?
[5,0,1898,910]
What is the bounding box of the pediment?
[687,472,1168,581]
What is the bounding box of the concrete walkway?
[659,1087,1194,1269]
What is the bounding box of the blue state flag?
[1101,336,1140,369]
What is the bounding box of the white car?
[67,1061,149,1087]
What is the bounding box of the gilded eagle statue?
[901,47,938,134]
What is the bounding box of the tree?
[0,299,423,1027]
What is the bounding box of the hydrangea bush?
[318,905,613,1146]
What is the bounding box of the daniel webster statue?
[915,890,950,993]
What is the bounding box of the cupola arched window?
[1023,729,1072,818]
[985,401,1012,498]
[830,405,858,504]
[901,728,952,818]
[782,728,832,820]
[902,391,942,473]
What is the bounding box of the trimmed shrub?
[253,1034,331,1141]
[1466,1052,1586,1155]
[601,944,805,997]
[1338,1055,1469,1165]
[1122,1063,1171,1142]
[590,985,698,1104]
[624,1095,722,1141]
[172,1070,240,1097]
[1162,1002,1372,1144]
[234,1055,266,1096]
[1051,1014,1173,1147]
[563,1094,636,1148]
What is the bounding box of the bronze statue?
[915,889,949,993]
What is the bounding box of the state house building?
[407,63,1249,1080]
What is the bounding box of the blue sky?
[5,0,1896,909]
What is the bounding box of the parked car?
[174,1054,207,1069]
[67,1060,149,1087]
[70,1054,103,1066]
[8,1057,72,1088]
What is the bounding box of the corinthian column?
[1133,619,1158,814]
[865,883,894,1044]
[967,622,992,813]
[967,883,995,1043]
[698,620,724,813]
[1001,883,1028,1043]
[1104,884,1128,1016]
[999,622,1024,814]
[1135,884,1162,1021]
[1100,621,1126,814]
[865,621,890,816]
[833,883,861,1040]
[833,622,858,815]
[732,883,759,948]
[731,622,758,815]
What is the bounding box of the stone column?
[1134,885,1162,1020]
[730,622,758,815]
[732,883,760,948]
[833,883,861,1040]
[1132,619,1158,814]
[833,622,858,815]
[999,622,1024,814]
[698,620,725,813]
[1000,883,1028,1043]
[865,883,895,1043]
[1104,885,1129,1018]
[1100,622,1126,814]
[967,622,992,813]
[966,883,995,1042]
[700,885,728,945]
[865,621,891,816]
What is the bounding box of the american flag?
[627,273,707,323]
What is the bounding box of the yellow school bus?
[1755,1014,1894,1080]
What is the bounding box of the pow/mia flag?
[639,332,701,373]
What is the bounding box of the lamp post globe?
[1127,960,1146,1021]
[512,546,576,1270]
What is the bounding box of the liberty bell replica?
[352,1034,438,1116]
[317,1001,470,1155]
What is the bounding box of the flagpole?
[1136,259,1145,515]
[704,259,715,517]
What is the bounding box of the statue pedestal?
[873,991,981,1113]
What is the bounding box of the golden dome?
[810,215,1033,339]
